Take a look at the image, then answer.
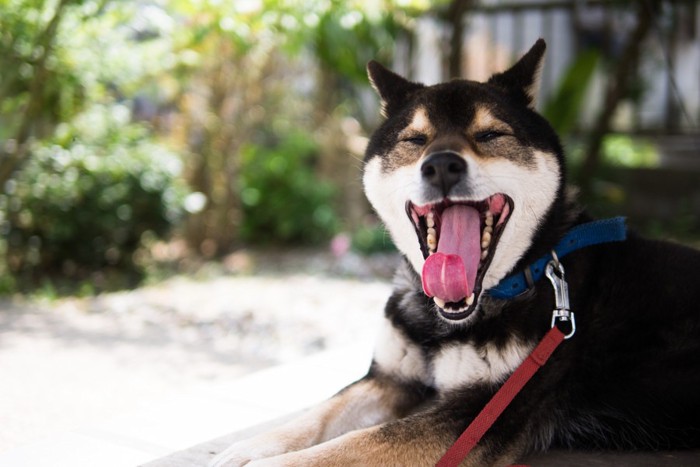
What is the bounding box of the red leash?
[436,256,574,466]
[436,326,566,467]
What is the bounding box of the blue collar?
[487,217,627,299]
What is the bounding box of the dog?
[210,39,700,466]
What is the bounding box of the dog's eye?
[403,135,428,146]
[474,131,504,143]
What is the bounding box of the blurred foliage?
[1,104,187,287]
[310,1,404,83]
[0,0,435,293]
[542,49,600,136]
[567,135,699,243]
[599,135,658,168]
[0,0,176,181]
[239,130,337,244]
[165,0,431,256]
[566,134,656,216]
[351,224,397,255]
[0,0,84,142]
[2,0,692,296]
[0,0,187,291]
[568,134,659,170]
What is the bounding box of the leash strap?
[435,219,616,465]
[488,217,626,299]
[435,327,566,467]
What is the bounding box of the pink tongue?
[422,205,481,303]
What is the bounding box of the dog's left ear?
[488,39,546,109]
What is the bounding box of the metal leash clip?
[545,251,576,339]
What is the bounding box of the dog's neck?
[488,216,627,300]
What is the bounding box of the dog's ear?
[367,61,424,117]
[488,39,546,109]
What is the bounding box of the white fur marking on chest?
[432,339,532,391]
[373,319,428,382]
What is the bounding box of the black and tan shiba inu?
[211,40,700,466]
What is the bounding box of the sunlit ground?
[0,250,396,452]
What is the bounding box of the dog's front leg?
[209,374,427,467]
[240,394,531,467]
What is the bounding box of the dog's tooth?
[485,211,494,227]
[427,233,437,249]
[434,297,446,309]
[426,212,435,228]
[427,228,437,253]
[481,231,492,249]
[481,250,488,260]
[484,225,493,235]
[466,293,475,306]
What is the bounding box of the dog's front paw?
[208,438,283,467]
[208,444,250,467]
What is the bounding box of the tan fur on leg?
[209,377,413,467]
[242,416,524,467]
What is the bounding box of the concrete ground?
[0,251,392,466]
[1,343,372,467]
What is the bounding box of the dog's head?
[363,39,565,323]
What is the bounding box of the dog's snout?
[421,152,467,196]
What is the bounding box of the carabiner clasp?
[545,253,576,339]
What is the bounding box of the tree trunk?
[446,0,474,79]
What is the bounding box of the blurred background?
[0,0,699,460]
[0,0,699,293]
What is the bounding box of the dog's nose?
[421,152,467,196]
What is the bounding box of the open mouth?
[406,194,513,320]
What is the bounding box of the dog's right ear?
[367,61,423,117]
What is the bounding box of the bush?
[1,104,187,285]
[238,130,338,245]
